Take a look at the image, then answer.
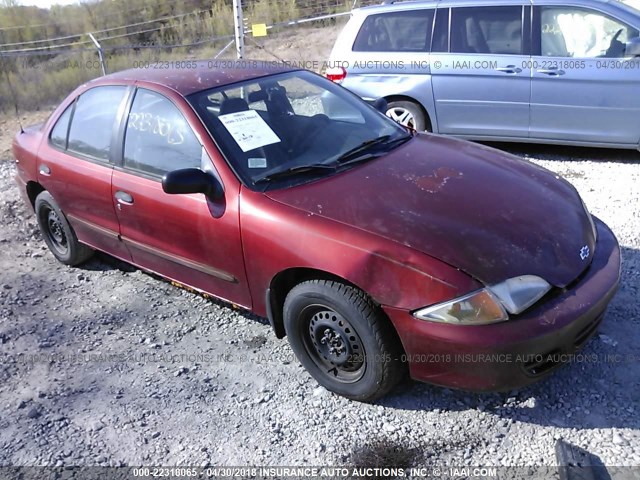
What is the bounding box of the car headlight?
[413,275,552,325]
[488,275,552,314]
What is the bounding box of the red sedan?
[13,62,620,401]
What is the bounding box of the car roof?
[89,60,298,96]
[355,0,627,12]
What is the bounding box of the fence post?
[232,0,245,59]
[88,33,107,76]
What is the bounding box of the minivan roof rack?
[380,0,438,4]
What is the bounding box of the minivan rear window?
[353,9,435,52]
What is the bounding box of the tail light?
[325,66,347,83]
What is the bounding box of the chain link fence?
[0,0,379,113]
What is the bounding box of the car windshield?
[187,70,410,190]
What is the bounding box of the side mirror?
[162,168,223,200]
[371,97,388,114]
[625,37,640,57]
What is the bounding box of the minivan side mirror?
[162,168,223,200]
[625,37,640,57]
[371,97,388,114]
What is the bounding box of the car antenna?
[1,55,24,134]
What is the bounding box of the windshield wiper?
[253,163,337,185]
[333,134,412,166]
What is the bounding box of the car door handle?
[39,165,51,176]
[537,68,566,76]
[495,65,523,74]
[114,191,134,205]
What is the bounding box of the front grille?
[522,311,605,378]
[523,348,562,377]
[574,312,605,349]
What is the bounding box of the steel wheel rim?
[386,107,416,129]
[300,304,366,383]
[44,208,68,255]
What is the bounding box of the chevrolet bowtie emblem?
[580,245,590,261]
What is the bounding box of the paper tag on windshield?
[248,157,267,168]
[218,110,281,152]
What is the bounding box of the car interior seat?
[465,17,490,53]
[541,11,569,56]
[219,97,250,115]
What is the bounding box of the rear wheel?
[35,191,93,266]
[386,101,430,132]
[283,280,405,402]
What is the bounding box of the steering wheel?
[606,28,625,57]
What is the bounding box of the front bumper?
[383,218,621,391]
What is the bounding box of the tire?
[34,191,93,266]
[283,280,405,402]
[386,101,430,132]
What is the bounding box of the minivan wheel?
[283,280,405,402]
[386,101,429,131]
[35,191,93,266]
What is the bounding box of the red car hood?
[266,134,596,288]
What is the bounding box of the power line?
[0,32,233,57]
[0,12,220,54]
[0,0,200,32]
[0,8,213,51]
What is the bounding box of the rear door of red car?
[37,85,133,261]
[110,86,251,307]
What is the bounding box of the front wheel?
[35,191,93,266]
[386,101,430,132]
[283,280,405,402]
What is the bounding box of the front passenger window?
[540,7,639,57]
[124,89,202,177]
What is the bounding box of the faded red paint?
[12,63,621,391]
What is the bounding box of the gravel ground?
[0,112,639,476]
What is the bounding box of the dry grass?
[0,22,344,112]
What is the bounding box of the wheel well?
[26,181,45,208]
[267,268,363,339]
[384,95,432,132]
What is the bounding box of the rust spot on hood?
[415,167,464,193]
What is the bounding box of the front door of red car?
[37,86,132,261]
[111,87,251,307]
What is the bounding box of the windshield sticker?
[248,157,267,169]
[218,110,281,152]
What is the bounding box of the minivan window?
[431,8,450,52]
[450,6,523,54]
[353,9,435,52]
[539,6,639,57]
[49,104,73,150]
[67,86,127,161]
[123,88,202,177]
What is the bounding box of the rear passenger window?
[50,104,73,150]
[353,9,434,52]
[451,6,523,54]
[67,86,127,161]
[123,89,202,177]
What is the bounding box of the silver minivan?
[327,0,640,149]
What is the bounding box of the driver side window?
[123,89,202,177]
[540,6,639,57]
